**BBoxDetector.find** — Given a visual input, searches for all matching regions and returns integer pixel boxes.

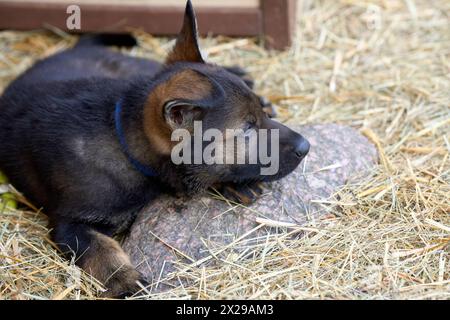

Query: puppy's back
[0,77,126,207]
[13,34,162,86]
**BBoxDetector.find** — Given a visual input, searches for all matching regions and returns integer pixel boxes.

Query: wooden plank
[0,1,261,36]
[4,0,260,9]
[261,0,297,50]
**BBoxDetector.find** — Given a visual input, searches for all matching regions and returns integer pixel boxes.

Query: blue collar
[114,100,158,177]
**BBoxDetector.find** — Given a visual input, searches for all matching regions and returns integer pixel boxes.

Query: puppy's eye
[244,119,257,132]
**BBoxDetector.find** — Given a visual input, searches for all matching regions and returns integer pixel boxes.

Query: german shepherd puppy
[0,1,309,297]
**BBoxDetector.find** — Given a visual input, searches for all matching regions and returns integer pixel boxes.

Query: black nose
[294,138,310,158]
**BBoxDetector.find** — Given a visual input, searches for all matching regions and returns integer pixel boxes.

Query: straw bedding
[0,0,449,299]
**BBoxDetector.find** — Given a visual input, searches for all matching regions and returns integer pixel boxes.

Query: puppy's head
[143,1,309,193]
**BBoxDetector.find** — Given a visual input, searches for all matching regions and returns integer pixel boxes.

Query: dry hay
[0,0,449,300]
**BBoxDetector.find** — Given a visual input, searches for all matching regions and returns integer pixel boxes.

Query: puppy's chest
[70,136,159,226]
[70,134,157,194]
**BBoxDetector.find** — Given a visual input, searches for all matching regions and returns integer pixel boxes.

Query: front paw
[216,181,266,205]
[100,267,147,299]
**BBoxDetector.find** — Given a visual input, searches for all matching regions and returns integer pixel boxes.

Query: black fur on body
[0,1,309,297]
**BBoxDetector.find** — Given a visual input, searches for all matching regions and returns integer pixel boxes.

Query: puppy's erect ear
[166,0,205,64]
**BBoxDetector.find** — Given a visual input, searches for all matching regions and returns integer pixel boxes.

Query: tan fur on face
[143,69,213,156]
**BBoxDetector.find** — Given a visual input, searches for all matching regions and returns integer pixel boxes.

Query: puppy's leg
[51,222,143,298]
[224,66,255,89]
[224,66,277,118]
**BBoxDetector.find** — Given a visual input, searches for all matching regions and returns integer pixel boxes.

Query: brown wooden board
[262,0,297,49]
[0,1,297,49]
